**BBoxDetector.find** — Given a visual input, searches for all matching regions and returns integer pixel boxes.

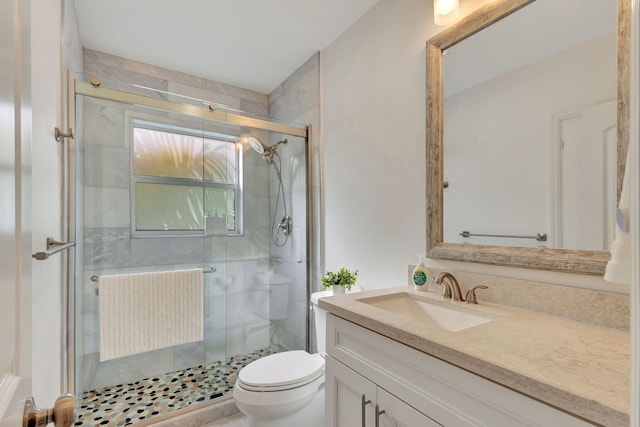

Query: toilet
[233,290,332,427]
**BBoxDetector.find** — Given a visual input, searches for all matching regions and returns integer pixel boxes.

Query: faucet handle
[464,286,488,304]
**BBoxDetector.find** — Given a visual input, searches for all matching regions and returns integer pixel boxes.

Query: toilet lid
[238,351,324,391]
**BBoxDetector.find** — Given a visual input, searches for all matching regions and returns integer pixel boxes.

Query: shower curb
[135,396,238,426]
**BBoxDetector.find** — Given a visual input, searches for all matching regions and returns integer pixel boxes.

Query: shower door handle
[23,394,75,427]
[32,237,76,260]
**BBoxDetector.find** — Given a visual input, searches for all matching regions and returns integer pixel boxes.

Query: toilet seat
[237,351,324,392]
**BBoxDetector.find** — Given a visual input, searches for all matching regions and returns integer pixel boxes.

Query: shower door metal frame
[65,73,314,394]
[65,70,77,396]
[74,80,308,138]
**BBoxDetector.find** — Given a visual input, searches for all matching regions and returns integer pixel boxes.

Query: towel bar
[90,267,217,283]
[459,231,547,242]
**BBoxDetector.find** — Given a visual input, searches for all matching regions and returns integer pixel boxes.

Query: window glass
[204,139,237,183]
[133,127,204,180]
[204,187,235,230]
[131,122,241,235]
[135,182,203,231]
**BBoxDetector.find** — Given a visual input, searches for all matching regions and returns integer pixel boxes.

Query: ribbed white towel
[99,269,203,362]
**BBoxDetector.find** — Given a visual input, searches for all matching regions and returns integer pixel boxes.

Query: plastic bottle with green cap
[412,255,429,291]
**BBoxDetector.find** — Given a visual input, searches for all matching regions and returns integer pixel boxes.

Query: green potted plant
[321,267,358,295]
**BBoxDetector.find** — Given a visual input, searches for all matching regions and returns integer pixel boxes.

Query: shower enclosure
[70,73,311,425]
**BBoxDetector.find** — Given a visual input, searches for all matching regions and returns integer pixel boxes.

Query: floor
[202,413,249,427]
[74,348,271,426]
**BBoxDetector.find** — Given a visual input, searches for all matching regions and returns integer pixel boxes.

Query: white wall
[319,0,629,293]
[321,0,489,289]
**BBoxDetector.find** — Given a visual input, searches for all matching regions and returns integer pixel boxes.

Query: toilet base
[244,387,324,427]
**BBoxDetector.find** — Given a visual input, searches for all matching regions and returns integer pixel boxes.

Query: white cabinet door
[326,356,440,427]
[325,356,377,427]
[377,388,441,427]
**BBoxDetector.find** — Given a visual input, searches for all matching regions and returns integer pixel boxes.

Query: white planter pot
[332,285,346,295]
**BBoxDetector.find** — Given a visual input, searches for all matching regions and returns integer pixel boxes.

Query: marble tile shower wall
[79,50,280,391]
[83,49,270,117]
[267,53,320,352]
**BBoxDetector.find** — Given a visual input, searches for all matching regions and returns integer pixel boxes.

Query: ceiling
[74,0,380,94]
[444,0,616,96]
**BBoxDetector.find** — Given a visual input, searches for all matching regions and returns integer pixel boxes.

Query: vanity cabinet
[326,355,440,426]
[324,313,595,427]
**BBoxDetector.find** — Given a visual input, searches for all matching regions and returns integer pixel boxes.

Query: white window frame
[127,114,243,237]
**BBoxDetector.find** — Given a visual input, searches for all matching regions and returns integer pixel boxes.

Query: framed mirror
[426,0,630,275]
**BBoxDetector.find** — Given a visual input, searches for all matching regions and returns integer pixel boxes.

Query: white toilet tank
[254,271,291,320]
[310,290,332,356]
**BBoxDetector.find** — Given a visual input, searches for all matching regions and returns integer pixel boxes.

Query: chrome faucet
[434,272,463,302]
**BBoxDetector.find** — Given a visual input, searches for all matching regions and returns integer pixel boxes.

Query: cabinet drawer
[327,314,594,427]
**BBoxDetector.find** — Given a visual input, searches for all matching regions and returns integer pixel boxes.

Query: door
[1,1,75,426]
[325,356,377,427]
[1,0,33,425]
[325,356,441,427]
[555,100,617,250]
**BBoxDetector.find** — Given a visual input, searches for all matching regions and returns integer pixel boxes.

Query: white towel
[604,151,631,285]
[99,269,204,361]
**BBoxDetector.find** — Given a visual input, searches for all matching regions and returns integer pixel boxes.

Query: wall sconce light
[434,0,459,26]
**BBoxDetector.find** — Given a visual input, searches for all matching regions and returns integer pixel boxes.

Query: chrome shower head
[241,134,266,154]
[249,138,265,154]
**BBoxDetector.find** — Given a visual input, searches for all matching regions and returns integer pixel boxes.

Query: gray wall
[78,50,279,390]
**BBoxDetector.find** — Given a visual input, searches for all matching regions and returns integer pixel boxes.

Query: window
[131,120,242,236]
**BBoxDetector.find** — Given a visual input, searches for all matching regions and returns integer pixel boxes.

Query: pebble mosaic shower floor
[75,348,273,427]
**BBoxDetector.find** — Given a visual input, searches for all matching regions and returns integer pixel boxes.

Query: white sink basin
[357,292,500,332]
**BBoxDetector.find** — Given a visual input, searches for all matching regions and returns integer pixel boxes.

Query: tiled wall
[78,49,312,391]
[268,53,321,352]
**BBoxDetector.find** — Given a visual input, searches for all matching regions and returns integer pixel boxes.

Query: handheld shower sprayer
[240,134,292,246]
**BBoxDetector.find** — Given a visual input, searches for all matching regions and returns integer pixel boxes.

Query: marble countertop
[319,286,629,427]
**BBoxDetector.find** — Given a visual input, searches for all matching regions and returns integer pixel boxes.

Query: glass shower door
[74,93,230,425]
[73,77,310,425]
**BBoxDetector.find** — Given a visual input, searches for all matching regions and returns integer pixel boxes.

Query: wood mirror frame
[425,0,630,275]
